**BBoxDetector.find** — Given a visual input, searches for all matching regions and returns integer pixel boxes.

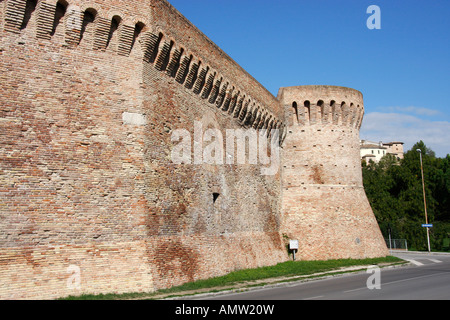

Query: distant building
[360,140,388,163]
[383,142,404,160]
[360,140,404,163]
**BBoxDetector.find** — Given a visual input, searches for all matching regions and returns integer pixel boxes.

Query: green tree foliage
[362,141,450,251]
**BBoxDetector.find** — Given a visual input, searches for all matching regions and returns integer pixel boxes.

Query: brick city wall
[278,86,388,260]
[0,0,387,300]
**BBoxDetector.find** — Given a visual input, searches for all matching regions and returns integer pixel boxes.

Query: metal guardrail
[385,238,408,251]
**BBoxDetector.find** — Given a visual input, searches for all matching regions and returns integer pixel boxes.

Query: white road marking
[343,271,450,294]
[407,259,424,266]
[303,295,324,300]
[427,258,442,263]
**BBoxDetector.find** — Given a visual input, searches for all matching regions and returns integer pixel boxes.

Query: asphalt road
[196,252,450,300]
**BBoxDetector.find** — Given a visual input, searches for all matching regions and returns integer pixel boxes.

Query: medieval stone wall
[0,0,387,300]
[0,0,286,299]
[278,86,388,260]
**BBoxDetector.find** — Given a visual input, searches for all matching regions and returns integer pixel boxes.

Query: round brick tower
[277,85,388,260]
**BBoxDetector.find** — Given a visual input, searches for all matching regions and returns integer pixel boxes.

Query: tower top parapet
[278,85,364,129]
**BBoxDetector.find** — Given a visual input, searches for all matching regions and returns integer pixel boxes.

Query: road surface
[194,252,450,300]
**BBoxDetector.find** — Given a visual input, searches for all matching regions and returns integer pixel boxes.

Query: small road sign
[289,240,299,250]
[422,224,433,228]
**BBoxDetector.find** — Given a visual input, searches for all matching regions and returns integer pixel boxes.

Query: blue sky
[168,0,450,157]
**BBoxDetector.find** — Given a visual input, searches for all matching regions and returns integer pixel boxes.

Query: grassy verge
[61,255,406,300]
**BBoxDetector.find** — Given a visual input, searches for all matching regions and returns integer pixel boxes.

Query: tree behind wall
[362,141,450,251]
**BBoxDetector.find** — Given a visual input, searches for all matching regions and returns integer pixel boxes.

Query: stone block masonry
[0,0,387,299]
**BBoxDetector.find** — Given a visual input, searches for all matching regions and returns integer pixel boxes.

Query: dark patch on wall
[153,239,199,285]
[311,165,325,184]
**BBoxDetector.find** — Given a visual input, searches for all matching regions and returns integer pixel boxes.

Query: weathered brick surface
[278,86,388,260]
[0,1,386,299]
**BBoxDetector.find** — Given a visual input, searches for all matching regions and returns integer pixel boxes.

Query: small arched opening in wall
[167,46,186,79]
[79,8,97,44]
[349,103,356,126]
[144,31,163,64]
[20,0,37,30]
[155,39,174,72]
[330,100,337,124]
[201,70,216,99]
[252,108,262,129]
[51,0,68,37]
[317,100,324,123]
[178,53,194,85]
[356,105,363,129]
[130,21,145,52]
[292,101,299,125]
[304,100,311,124]
[106,15,122,49]
[238,99,250,122]
[184,59,201,89]
[233,96,245,118]
[243,104,254,127]
[340,101,347,125]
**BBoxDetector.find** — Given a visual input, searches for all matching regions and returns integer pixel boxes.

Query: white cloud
[376,106,441,117]
[360,112,450,157]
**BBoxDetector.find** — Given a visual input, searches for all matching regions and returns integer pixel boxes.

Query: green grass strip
[61,256,405,300]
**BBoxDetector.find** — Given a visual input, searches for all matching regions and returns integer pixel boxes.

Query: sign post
[417,149,431,253]
[289,240,299,261]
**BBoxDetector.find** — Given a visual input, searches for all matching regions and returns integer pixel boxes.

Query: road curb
[395,251,450,256]
[164,262,411,300]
